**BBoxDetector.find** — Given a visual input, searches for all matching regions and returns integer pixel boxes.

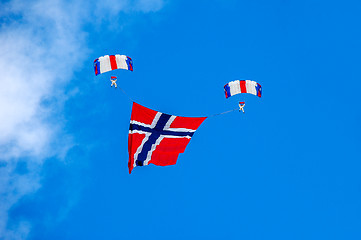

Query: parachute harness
[238,102,245,113]
[110,77,118,88]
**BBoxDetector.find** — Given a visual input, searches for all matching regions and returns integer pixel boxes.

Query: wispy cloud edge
[0,0,165,239]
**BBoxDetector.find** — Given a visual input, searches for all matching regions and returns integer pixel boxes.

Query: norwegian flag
[128,102,206,174]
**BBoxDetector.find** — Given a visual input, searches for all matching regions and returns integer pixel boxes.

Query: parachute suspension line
[208,108,239,118]
[117,86,135,103]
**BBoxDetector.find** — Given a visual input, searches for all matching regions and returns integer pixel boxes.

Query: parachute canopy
[94,54,133,76]
[224,80,262,98]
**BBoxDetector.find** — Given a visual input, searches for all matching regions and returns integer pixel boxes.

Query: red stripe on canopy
[109,55,118,70]
[240,80,247,93]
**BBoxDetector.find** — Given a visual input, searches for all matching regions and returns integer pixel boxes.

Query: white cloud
[0,0,165,239]
[0,0,86,237]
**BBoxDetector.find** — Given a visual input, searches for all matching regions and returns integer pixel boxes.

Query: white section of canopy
[245,80,257,95]
[98,55,111,74]
[116,55,128,70]
[228,80,241,97]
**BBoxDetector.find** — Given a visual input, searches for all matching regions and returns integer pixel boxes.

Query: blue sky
[1,0,361,239]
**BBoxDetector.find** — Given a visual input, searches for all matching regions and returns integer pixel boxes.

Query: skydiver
[239,102,245,113]
[110,78,117,88]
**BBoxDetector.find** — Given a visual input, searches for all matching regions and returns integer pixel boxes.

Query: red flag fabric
[128,102,206,174]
